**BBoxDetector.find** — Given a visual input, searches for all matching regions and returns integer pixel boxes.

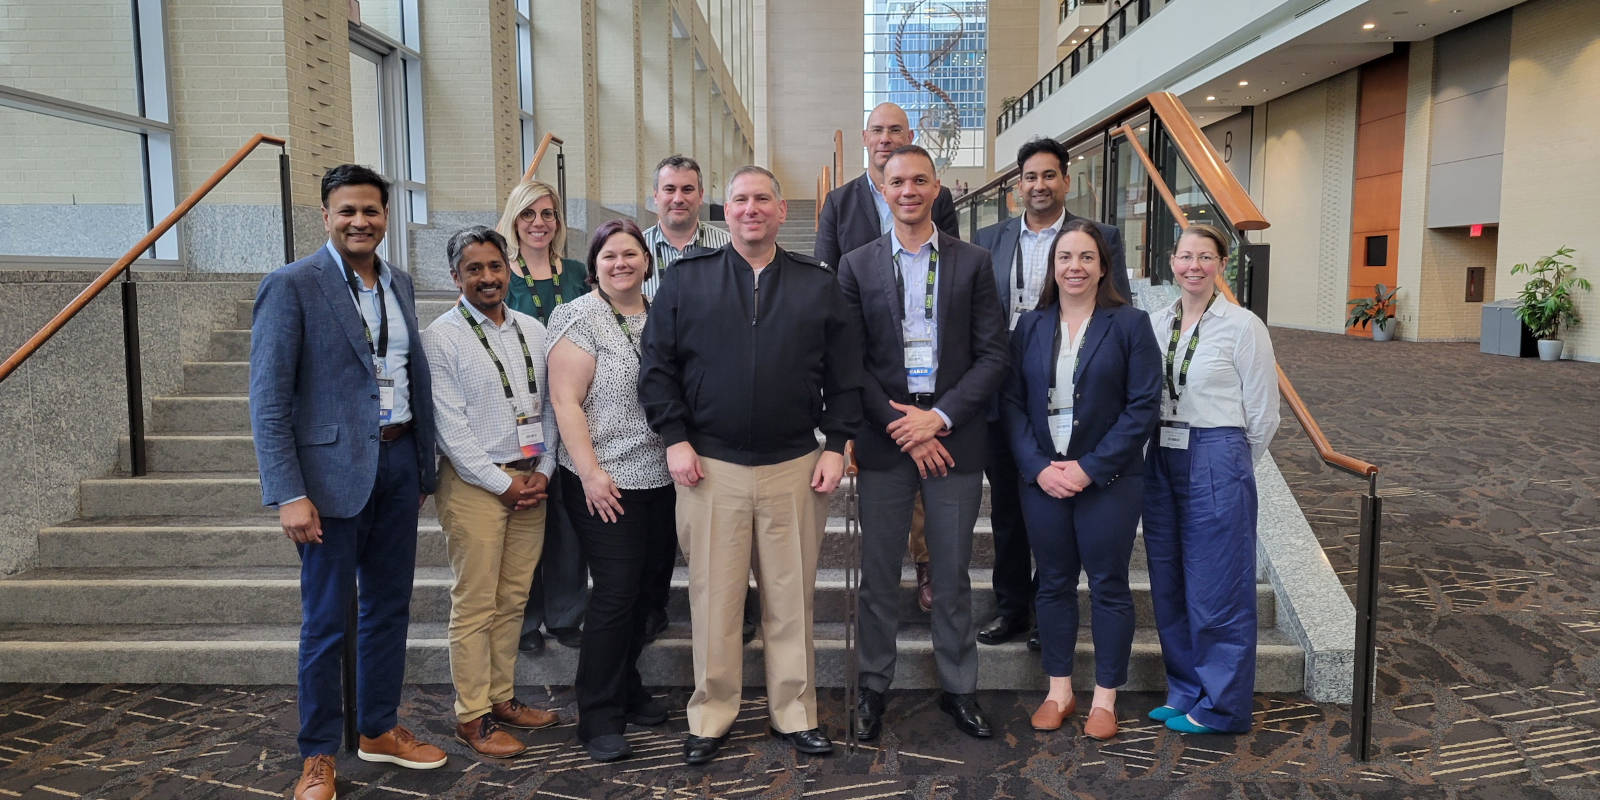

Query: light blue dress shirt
[891,231,952,429]
[870,180,893,235]
[325,241,412,425]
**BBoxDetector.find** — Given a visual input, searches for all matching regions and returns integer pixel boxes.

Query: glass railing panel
[1148,123,1238,286]
[1064,137,1105,223]
[1108,111,1151,279]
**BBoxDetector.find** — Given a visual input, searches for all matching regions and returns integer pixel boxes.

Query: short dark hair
[446,226,509,275]
[1036,218,1127,311]
[1016,136,1070,175]
[885,143,936,173]
[586,218,654,287]
[652,155,704,192]
[321,164,391,208]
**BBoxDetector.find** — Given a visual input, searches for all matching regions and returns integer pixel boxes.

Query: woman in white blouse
[1143,224,1280,735]
[544,219,675,763]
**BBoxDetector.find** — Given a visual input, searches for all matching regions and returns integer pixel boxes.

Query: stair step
[210,328,252,362]
[235,298,255,330]
[182,361,248,395]
[79,472,264,517]
[119,435,257,473]
[150,395,251,433]
[0,623,1303,690]
[0,566,1273,628]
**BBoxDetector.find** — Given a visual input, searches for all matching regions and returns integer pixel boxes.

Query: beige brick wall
[1498,0,1600,360]
[1416,228,1498,340]
[282,1,354,208]
[419,0,520,212]
[988,0,1043,180]
[766,0,861,192]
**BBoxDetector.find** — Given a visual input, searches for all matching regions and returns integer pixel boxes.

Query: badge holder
[1159,398,1190,450]
[376,359,394,424]
[904,337,934,378]
[1047,389,1074,454]
[515,409,547,458]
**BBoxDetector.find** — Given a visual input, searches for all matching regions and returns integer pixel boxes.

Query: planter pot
[1371,318,1398,342]
[1538,339,1564,361]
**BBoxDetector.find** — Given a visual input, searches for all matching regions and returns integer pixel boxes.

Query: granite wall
[0,271,263,576]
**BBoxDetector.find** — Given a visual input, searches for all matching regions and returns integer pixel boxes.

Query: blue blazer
[1000,302,1161,488]
[249,246,437,517]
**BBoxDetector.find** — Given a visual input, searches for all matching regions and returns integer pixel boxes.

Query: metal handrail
[521,132,564,182]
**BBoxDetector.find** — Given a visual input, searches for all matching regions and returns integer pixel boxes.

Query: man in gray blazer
[250,165,446,800]
[837,145,1009,741]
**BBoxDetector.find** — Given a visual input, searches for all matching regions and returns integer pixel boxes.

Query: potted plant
[1513,246,1591,361]
[1346,283,1401,341]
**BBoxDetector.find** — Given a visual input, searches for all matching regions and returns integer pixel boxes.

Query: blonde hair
[1178,223,1231,260]
[496,180,567,267]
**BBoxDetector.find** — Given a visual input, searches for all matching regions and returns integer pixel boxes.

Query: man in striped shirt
[640,155,731,299]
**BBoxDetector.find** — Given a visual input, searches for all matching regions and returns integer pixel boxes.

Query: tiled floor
[3,328,1598,799]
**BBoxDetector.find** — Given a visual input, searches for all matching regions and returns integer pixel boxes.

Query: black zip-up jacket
[638,244,864,466]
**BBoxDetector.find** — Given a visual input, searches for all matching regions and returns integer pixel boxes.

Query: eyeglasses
[1173,253,1221,266]
[518,207,558,223]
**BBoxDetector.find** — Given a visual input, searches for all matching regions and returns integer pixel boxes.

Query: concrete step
[0,565,1273,629]
[209,329,252,362]
[0,622,1303,690]
[149,395,251,433]
[235,298,255,330]
[119,435,257,473]
[182,361,248,395]
[78,472,265,517]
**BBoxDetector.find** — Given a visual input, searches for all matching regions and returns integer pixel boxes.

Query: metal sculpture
[890,0,967,174]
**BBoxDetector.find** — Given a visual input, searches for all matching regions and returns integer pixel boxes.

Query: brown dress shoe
[1084,706,1119,740]
[454,715,527,758]
[294,754,336,800]
[492,697,559,730]
[915,561,933,613]
[1030,694,1076,731]
[358,725,449,769]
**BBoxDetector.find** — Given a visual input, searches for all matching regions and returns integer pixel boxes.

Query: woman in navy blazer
[1001,218,1162,741]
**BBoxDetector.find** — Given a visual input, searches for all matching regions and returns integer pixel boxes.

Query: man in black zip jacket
[639,166,864,765]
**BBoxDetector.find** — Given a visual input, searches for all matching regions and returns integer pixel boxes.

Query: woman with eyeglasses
[495,181,589,326]
[1143,224,1280,735]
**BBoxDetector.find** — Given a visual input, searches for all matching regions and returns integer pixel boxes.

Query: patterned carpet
[2,327,1598,799]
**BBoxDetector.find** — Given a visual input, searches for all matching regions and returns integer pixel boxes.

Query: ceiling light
[1362,23,1376,30]
[1388,36,1396,40]
[1077,155,1085,160]
[1206,95,1215,101]
[1239,80,1249,86]
[1417,23,1428,27]
[1070,39,1077,44]
[1198,115,1206,119]
[1138,126,1147,131]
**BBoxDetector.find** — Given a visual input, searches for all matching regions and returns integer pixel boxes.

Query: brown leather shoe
[915,561,933,613]
[1084,706,1119,740]
[492,697,559,730]
[294,754,336,800]
[454,715,526,758]
[1030,694,1076,731]
[358,725,449,769]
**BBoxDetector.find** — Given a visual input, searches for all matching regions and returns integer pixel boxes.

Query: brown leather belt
[379,421,414,442]
[497,457,538,471]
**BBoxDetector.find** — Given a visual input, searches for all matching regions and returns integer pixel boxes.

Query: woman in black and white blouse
[544,219,674,762]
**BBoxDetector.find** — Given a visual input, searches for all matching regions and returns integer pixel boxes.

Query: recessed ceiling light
[1138,126,1147,131]
[1388,36,1396,40]
[1417,23,1427,27]
[1206,95,1216,101]
[1239,80,1249,86]
[1452,8,1463,12]
[1077,155,1085,160]
[1198,115,1206,119]
[1362,23,1376,30]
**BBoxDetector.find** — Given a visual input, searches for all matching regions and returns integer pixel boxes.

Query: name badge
[1009,305,1023,331]
[1049,408,1074,453]
[904,338,934,376]
[1159,420,1191,450]
[378,378,395,424]
[516,411,546,458]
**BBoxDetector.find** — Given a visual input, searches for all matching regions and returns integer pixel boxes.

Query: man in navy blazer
[968,136,1134,648]
[250,165,446,800]
[837,145,1009,741]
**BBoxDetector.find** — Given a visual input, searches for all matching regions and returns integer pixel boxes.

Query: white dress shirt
[1012,209,1067,323]
[891,230,953,429]
[1147,296,1281,461]
[326,241,412,425]
[422,300,559,495]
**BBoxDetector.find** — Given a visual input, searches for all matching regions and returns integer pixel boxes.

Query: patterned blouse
[545,292,671,490]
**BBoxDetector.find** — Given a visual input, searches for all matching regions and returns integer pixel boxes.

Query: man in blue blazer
[250,165,446,800]
[970,136,1133,648]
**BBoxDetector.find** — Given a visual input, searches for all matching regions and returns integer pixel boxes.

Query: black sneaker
[584,733,631,763]
[626,697,669,726]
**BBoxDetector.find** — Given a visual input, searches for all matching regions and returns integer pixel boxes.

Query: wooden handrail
[833,129,844,190]
[521,133,564,182]
[1145,93,1268,231]
[0,133,289,385]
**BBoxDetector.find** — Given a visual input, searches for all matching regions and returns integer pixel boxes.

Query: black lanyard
[457,302,538,400]
[596,287,649,355]
[517,255,565,311]
[1164,293,1219,404]
[342,259,388,369]
[892,245,938,322]
[1048,313,1090,394]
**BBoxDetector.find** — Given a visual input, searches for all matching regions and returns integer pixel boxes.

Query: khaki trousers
[677,448,827,737]
[437,459,547,723]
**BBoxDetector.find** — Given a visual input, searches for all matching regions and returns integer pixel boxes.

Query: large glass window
[514,0,536,168]
[864,0,987,170]
[349,0,427,271]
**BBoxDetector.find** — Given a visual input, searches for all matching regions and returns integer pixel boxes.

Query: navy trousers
[296,431,420,757]
[1019,474,1143,686]
[984,419,1034,622]
[1144,426,1258,733]
[521,474,588,643]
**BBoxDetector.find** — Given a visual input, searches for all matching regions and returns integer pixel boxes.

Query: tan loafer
[1030,694,1076,731]
[1083,706,1119,740]
[492,697,559,730]
[358,725,449,768]
[294,754,336,800]
[454,715,527,759]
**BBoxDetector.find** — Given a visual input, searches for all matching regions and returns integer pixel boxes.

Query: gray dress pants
[855,461,983,695]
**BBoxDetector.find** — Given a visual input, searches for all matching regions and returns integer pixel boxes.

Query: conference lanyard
[457,302,538,402]
[342,261,388,374]
[1048,315,1090,403]
[892,246,937,322]
[517,256,565,311]
[1164,293,1219,406]
[596,287,649,356]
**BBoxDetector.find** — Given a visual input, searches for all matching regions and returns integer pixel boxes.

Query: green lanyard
[1164,293,1219,405]
[596,288,649,356]
[340,261,388,375]
[517,255,565,311]
[457,302,538,402]
[892,246,938,321]
[1048,314,1089,404]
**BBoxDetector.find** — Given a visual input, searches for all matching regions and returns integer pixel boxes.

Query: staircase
[0,295,1306,691]
[706,199,817,257]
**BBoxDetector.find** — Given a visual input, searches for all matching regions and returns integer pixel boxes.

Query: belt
[910,393,936,408]
[497,457,538,471]
[379,421,414,442]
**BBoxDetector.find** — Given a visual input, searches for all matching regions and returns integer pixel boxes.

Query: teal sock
[1165,715,1221,734]
[1147,705,1184,722]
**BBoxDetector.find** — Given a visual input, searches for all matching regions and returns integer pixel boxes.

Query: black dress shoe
[549,627,582,648]
[642,609,670,644]
[683,731,729,765]
[626,697,669,726]
[854,688,884,741]
[939,692,993,738]
[977,615,1030,646]
[1027,630,1041,652]
[518,629,545,653]
[769,726,833,755]
[584,733,631,763]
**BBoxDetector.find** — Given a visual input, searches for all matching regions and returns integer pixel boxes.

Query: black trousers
[984,419,1034,621]
[562,468,677,742]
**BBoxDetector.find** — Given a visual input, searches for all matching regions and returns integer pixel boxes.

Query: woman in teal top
[496,180,589,325]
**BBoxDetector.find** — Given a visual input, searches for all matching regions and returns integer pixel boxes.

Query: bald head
[864,103,915,181]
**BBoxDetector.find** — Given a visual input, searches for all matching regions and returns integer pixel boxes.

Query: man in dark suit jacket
[969,136,1134,649]
[250,165,446,800]
[814,102,959,269]
[837,145,1009,742]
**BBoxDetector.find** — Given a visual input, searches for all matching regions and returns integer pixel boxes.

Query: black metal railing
[1060,0,1108,23]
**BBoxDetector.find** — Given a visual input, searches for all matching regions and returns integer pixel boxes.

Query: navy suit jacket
[1000,302,1161,488]
[249,246,437,517]
[814,172,960,269]
[837,231,1010,473]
